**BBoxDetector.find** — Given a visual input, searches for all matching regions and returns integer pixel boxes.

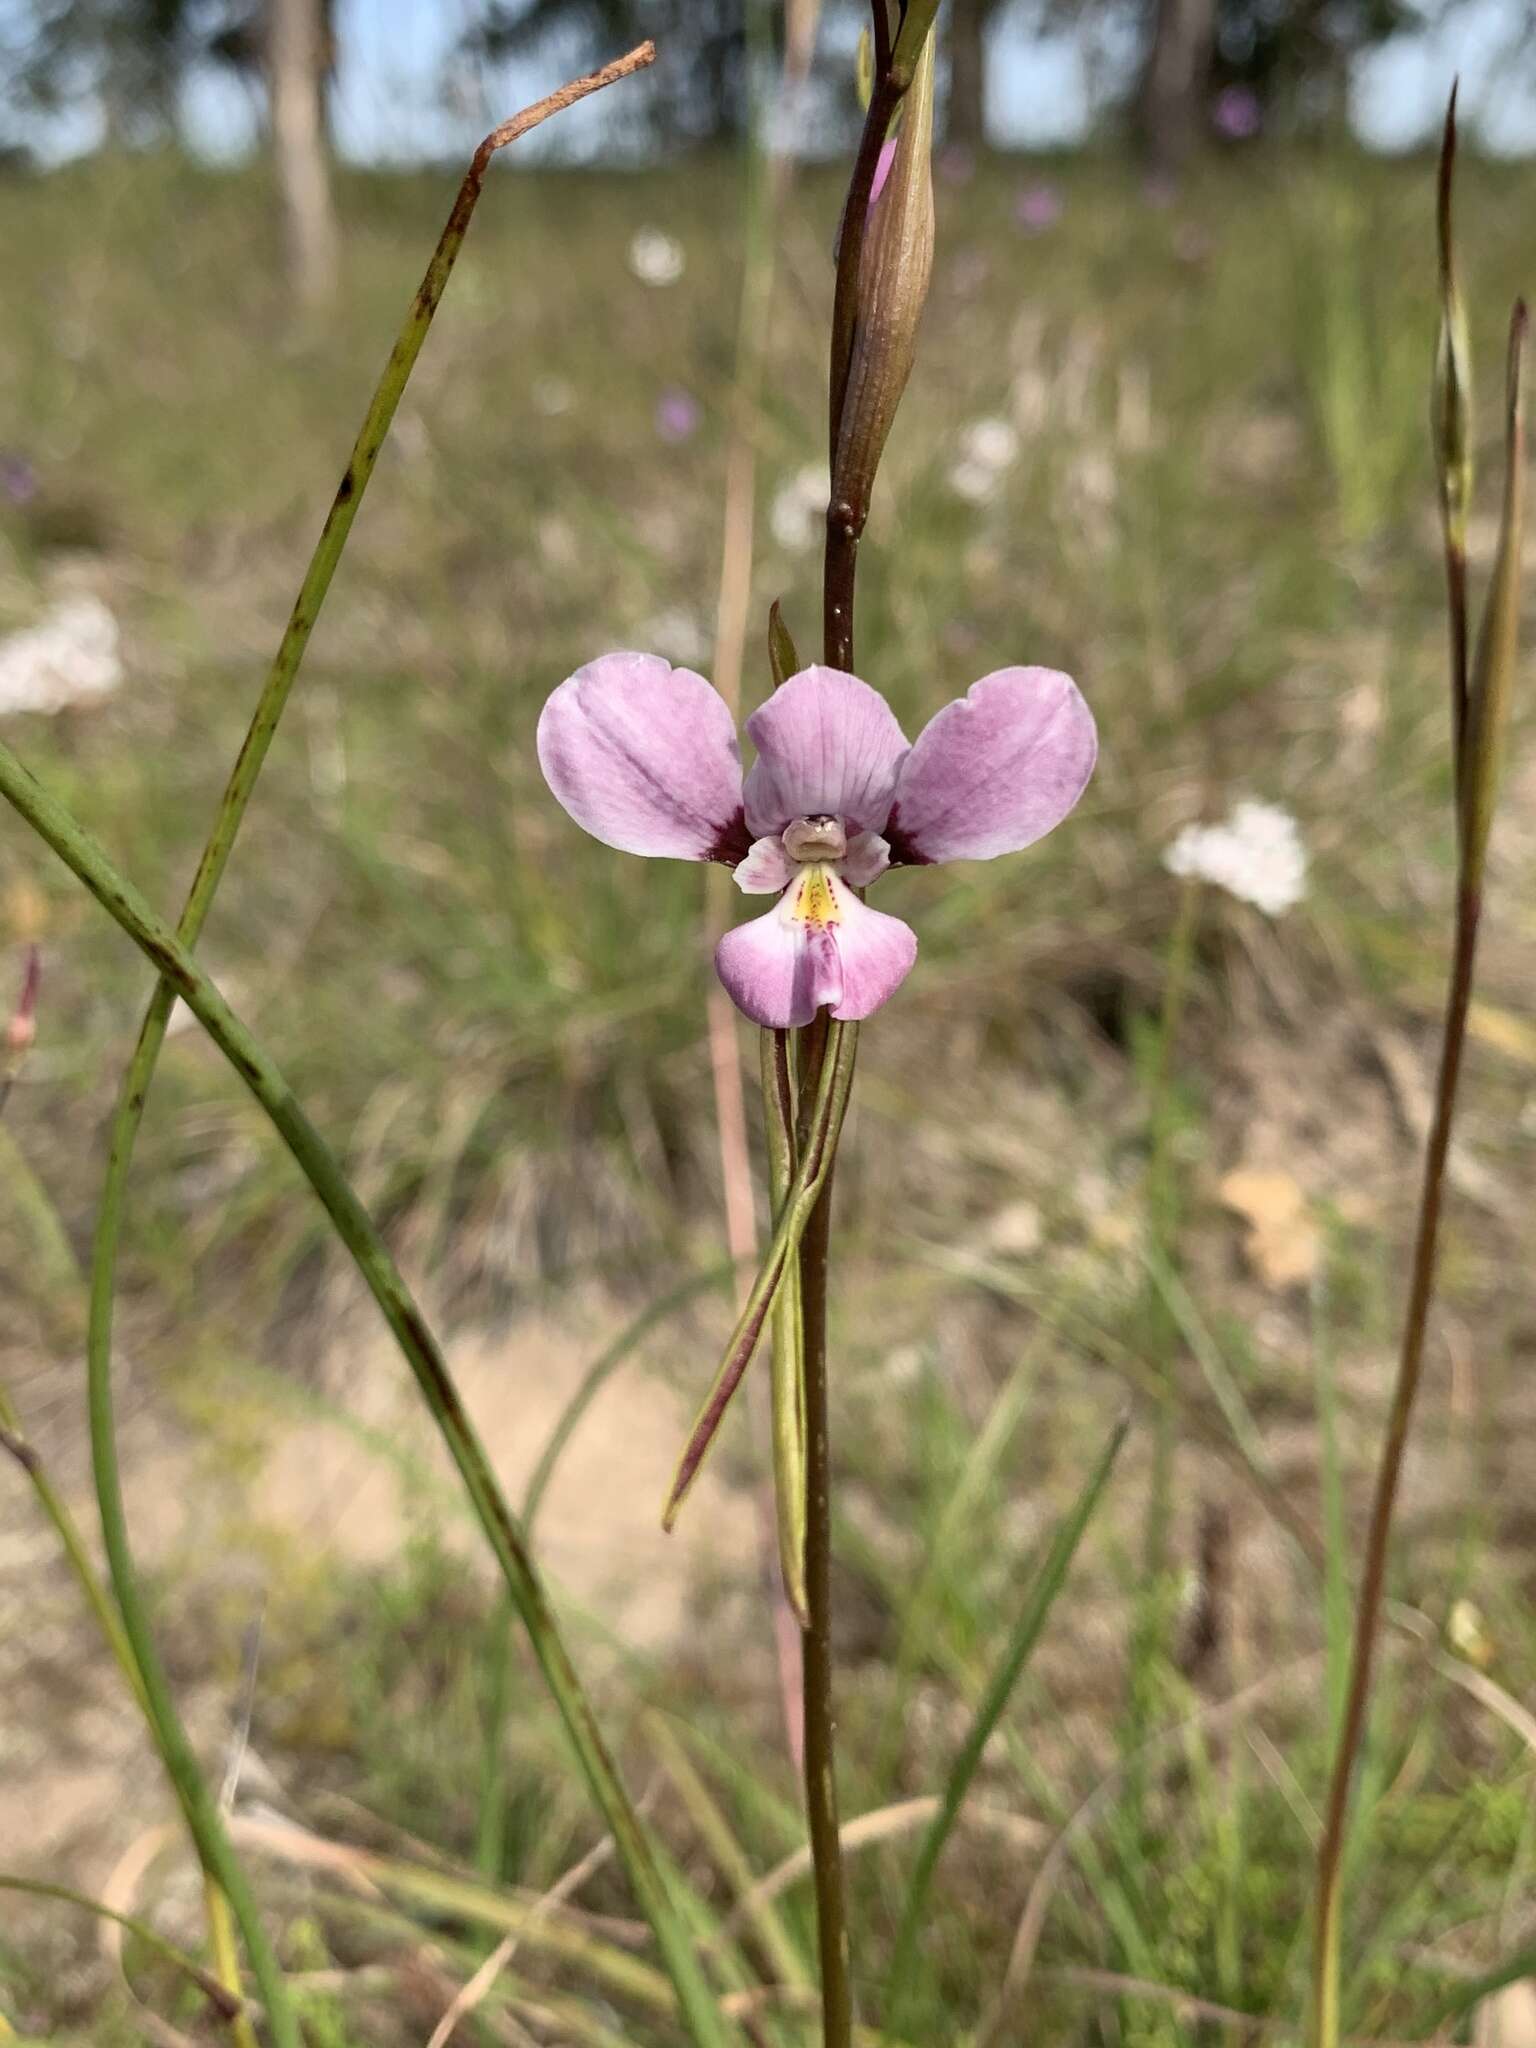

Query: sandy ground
[1,1305,757,1885]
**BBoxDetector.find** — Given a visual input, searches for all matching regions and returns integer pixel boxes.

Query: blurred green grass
[2,140,1536,2043]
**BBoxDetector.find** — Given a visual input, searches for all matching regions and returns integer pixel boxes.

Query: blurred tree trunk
[947,0,996,149]
[1137,0,1215,173]
[266,0,337,308]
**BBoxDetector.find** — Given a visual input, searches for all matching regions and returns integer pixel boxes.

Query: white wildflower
[628,227,685,288]
[947,415,1019,503]
[963,416,1019,470]
[1164,799,1308,916]
[531,375,575,417]
[769,464,829,554]
[948,458,1000,505]
[642,607,711,668]
[0,596,123,715]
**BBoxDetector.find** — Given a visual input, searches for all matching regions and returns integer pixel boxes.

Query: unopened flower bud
[767,599,800,689]
[5,945,39,1059]
[831,25,936,534]
[1460,300,1525,887]
[855,25,874,112]
[1433,89,1473,563]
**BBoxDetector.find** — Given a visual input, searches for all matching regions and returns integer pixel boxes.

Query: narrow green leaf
[1426,1936,1536,2029]
[662,1021,858,1530]
[1433,82,1473,757]
[0,742,735,2048]
[645,1712,812,1994]
[888,0,941,89]
[768,599,801,690]
[884,1413,1131,2031]
[761,1026,808,1622]
[68,48,661,2048]
[1312,1279,1351,1748]
[0,1875,242,2017]
[855,23,875,107]
[1461,299,1526,887]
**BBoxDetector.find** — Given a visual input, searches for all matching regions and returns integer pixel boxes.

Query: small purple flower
[0,454,37,506]
[537,655,1096,1028]
[1212,85,1261,140]
[1014,181,1063,234]
[938,143,976,187]
[655,386,701,444]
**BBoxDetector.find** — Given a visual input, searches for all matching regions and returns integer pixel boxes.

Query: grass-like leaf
[884,1410,1130,2032]
[0,738,735,2048]
[762,1025,809,1622]
[662,1019,857,1532]
[0,1875,243,2019]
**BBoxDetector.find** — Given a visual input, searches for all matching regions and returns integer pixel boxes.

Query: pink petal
[885,666,1096,864]
[823,873,917,1019]
[743,666,910,838]
[713,869,916,1028]
[734,836,795,894]
[869,136,898,209]
[537,651,746,861]
[839,831,891,888]
[715,896,835,1030]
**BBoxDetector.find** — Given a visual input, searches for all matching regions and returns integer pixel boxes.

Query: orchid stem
[798,17,901,2023]
[795,1009,854,2048]
[823,65,900,674]
[1310,141,1523,2048]
[1309,879,1481,2048]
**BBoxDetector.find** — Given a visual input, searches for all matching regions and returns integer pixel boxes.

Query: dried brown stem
[473,44,655,177]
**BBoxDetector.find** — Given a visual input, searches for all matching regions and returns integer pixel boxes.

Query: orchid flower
[537,654,1097,1029]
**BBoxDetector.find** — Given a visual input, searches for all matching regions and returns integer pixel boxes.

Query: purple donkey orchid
[537,654,1097,1029]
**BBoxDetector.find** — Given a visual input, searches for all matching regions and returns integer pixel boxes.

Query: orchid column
[537,11,1095,2040]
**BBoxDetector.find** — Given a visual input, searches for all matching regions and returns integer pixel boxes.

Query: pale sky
[5,0,1535,163]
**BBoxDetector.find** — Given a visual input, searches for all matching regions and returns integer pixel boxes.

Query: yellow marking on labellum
[790,863,841,927]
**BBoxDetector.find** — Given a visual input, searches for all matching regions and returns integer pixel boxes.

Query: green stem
[0,738,730,2048]
[1309,882,1482,2048]
[0,1875,244,2021]
[62,47,656,2048]
[795,1009,854,2048]
[1,1373,253,2044]
[0,1392,146,1717]
[762,1027,808,1624]
[204,1877,265,2048]
[663,1019,858,1530]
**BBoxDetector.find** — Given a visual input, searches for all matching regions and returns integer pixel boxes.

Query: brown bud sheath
[830,24,935,536]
